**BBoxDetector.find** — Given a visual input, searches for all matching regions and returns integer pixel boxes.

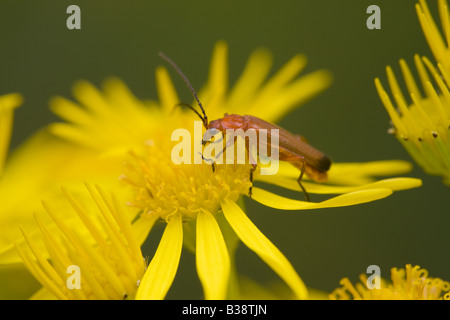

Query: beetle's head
[207,119,223,131]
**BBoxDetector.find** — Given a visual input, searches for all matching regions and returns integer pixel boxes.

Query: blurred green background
[1,0,449,299]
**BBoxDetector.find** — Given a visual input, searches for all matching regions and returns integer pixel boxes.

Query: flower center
[330,264,450,300]
[121,123,253,222]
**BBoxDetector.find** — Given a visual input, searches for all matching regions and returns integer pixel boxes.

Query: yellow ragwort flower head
[330,264,450,300]
[15,185,146,300]
[2,41,421,300]
[375,0,450,185]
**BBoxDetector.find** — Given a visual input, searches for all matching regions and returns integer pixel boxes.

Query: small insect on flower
[159,52,332,201]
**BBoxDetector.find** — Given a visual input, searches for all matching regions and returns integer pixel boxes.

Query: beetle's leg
[200,135,229,173]
[212,137,229,160]
[200,138,216,173]
[248,164,257,198]
[298,158,311,202]
[201,153,216,172]
[246,140,258,198]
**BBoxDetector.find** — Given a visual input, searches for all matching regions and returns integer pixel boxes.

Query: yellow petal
[273,160,416,187]
[247,53,308,119]
[258,175,422,194]
[327,161,415,185]
[49,96,93,126]
[209,40,229,97]
[199,40,229,117]
[132,215,158,249]
[156,66,180,114]
[29,287,58,300]
[196,210,230,300]
[16,227,69,300]
[226,48,273,114]
[250,187,393,210]
[253,69,333,122]
[135,214,183,300]
[0,93,23,175]
[221,199,308,299]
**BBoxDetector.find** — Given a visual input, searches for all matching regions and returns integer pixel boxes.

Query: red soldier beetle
[159,52,332,201]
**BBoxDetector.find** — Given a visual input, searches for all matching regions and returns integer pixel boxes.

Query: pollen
[120,122,253,222]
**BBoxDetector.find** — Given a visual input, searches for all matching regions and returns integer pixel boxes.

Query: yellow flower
[375,0,450,184]
[16,185,146,300]
[1,41,421,300]
[417,0,450,77]
[330,264,450,300]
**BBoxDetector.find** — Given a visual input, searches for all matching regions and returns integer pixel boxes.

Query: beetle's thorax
[208,114,248,132]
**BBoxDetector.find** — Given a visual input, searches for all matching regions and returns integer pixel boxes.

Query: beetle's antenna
[158,52,208,128]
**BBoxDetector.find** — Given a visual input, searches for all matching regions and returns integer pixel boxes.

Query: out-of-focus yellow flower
[16,185,146,300]
[376,0,450,184]
[330,264,450,300]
